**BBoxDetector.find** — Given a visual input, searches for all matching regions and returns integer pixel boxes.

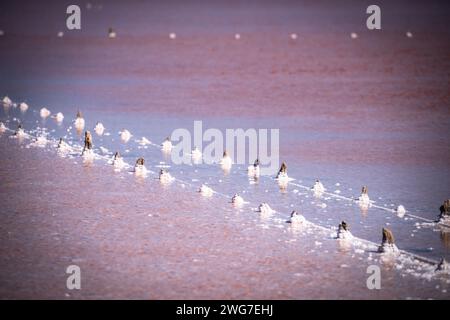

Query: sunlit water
[0,0,449,299]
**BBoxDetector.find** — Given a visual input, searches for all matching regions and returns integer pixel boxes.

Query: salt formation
[159,169,174,184]
[378,228,399,254]
[40,107,51,119]
[14,124,25,138]
[134,157,148,176]
[337,221,353,240]
[81,131,94,160]
[199,184,213,197]
[108,27,117,38]
[312,179,325,196]
[358,186,371,207]
[396,205,406,218]
[258,203,275,216]
[438,199,450,222]
[57,138,70,152]
[220,150,232,171]
[161,137,173,152]
[120,129,132,143]
[34,135,48,146]
[247,159,260,178]
[52,112,64,122]
[137,137,151,146]
[74,111,85,132]
[435,258,448,272]
[276,162,289,188]
[288,210,306,225]
[112,152,125,170]
[191,147,202,162]
[2,96,12,107]
[19,102,29,113]
[231,194,244,207]
[94,122,105,136]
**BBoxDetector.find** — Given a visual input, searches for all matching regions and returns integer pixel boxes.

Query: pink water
[0,0,449,299]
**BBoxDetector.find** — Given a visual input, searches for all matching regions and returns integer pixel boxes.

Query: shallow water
[0,0,449,299]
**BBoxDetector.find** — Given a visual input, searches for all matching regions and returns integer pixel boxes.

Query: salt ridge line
[1,125,446,274]
[3,111,448,229]
[3,112,446,230]
[3,106,441,224]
